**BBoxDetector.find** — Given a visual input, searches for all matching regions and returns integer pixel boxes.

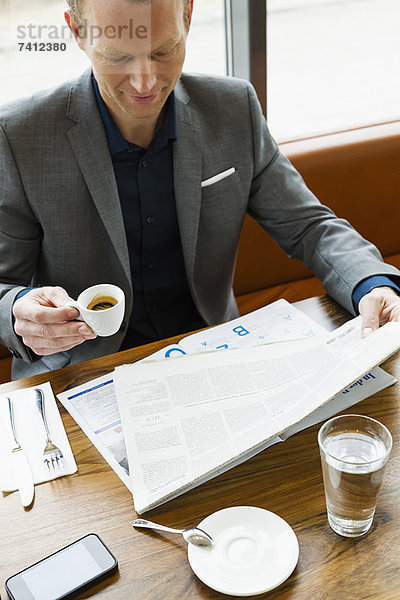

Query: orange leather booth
[1,122,399,383]
[0,344,12,384]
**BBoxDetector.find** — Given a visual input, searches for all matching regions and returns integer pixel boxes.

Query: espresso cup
[67,284,125,337]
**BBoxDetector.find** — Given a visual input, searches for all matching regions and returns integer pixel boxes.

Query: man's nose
[128,63,157,94]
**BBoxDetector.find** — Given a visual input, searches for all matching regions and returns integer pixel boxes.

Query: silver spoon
[132,518,214,547]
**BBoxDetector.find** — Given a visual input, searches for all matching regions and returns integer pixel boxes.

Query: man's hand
[358,286,400,338]
[13,286,96,355]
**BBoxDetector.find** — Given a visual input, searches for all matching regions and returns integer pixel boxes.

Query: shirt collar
[92,74,177,155]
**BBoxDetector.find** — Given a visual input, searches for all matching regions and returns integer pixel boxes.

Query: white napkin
[0,382,77,492]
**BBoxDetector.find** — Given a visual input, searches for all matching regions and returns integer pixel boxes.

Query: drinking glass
[318,414,392,537]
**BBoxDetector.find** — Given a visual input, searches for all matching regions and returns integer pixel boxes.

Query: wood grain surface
[1,296,399,600]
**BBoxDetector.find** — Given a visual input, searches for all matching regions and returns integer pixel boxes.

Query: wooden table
[1,296,399,599]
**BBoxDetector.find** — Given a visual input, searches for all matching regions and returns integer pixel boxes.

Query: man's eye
[153,47,176,58]
[107,55,131,64]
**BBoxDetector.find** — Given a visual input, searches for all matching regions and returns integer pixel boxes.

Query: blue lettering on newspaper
[165,347,187,358]
[233,326,250,336]
[342,372,376,394]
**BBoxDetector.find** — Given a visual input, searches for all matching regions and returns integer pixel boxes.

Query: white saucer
[188,506,299,597]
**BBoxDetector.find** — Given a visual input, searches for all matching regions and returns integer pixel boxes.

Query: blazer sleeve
[244,83,400,314]
[0,123,42,362]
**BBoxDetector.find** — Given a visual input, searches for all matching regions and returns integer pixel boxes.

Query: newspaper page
[178,298,328,353]
[137,299,329,359]
[58,363,395,492]
[57,298,327,481]
[114,317,400,513]
[58,302,397,496]
[57,344,175,490]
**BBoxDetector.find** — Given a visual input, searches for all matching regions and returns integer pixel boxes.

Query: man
[0,0,399,380]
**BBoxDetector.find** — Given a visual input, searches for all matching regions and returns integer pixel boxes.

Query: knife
[4,397,35,507]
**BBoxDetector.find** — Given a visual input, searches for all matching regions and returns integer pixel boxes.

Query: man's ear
[187,0,194,28]
[64,9,84,50]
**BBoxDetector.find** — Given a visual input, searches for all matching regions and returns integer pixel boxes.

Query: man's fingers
[11,285,98,355]
[40,285,75,308]
[358,293,381,338]
[14,303,79,324]
[13,286,79,323]
[14,319,94,339]
[17,324,96,355]
[358,286,400,338]
[20,327,96,355]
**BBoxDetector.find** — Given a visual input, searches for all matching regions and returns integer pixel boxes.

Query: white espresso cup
[67,284,125,337]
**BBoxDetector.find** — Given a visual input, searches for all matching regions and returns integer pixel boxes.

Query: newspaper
[155,298,328,356]
[57,300,398,511]
[114,317,400,513]
[58,298,329,487]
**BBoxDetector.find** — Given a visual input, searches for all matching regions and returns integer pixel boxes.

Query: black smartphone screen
[6,534,117,600]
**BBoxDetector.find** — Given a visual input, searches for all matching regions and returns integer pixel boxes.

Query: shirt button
[151,306,158,314]
[146,261,154,270]
[142,159,148,168]
[146,216,154,224]
[8,348,22,359]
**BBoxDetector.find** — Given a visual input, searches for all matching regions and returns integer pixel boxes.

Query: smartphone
[5,533,118,600]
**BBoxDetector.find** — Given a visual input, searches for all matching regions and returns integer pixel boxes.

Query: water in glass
[321,430,388,537]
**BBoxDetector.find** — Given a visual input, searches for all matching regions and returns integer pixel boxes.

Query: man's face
[69,0,190,125]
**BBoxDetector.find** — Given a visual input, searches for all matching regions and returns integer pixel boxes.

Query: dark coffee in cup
[87,294,118,311]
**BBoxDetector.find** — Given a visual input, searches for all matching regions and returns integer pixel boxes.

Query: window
[226,0,400,142]
[184,0,226,75]
[267,0,400,142]
[1,0,89,104]
[3,0,396,142]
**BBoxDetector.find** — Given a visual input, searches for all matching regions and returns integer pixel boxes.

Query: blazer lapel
[66,73,202,290]
[65,71,131,285]
[173,80,203,285]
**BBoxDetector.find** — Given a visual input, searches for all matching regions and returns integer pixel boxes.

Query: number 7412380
[18,42,66,51]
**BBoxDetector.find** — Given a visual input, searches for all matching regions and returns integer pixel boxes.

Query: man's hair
[67,0,191,29]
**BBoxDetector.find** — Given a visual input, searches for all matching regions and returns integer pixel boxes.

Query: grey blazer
[1,69,399,378]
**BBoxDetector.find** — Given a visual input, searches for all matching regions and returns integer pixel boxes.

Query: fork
[35,388,64,471]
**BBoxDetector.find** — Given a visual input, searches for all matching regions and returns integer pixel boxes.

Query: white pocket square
[201,167,236,188]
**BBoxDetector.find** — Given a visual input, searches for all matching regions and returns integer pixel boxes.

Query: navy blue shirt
[93,77,203,348]
[352,275,400,312]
